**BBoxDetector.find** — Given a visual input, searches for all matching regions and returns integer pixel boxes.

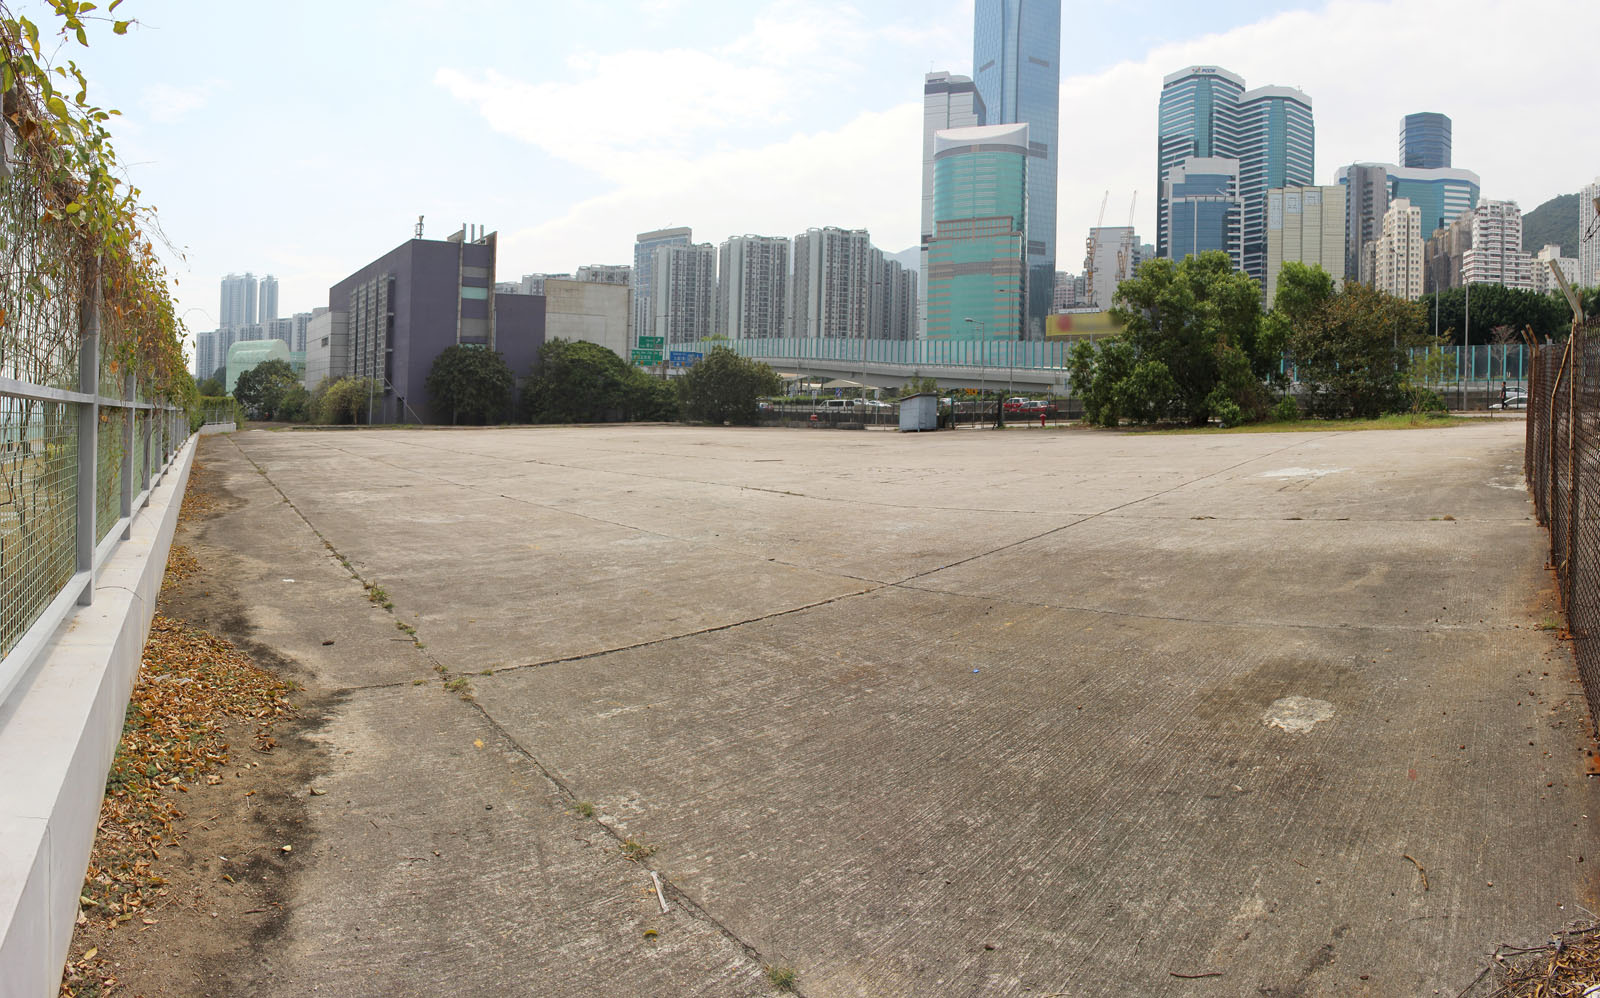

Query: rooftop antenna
[415,215,424,239]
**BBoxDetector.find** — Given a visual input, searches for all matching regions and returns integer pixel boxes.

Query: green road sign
[631,349,663,365]
[636,336,664,349]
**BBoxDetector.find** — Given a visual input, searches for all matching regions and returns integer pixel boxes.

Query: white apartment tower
[1582,178,1600,289]
[651,242,716,344]
[258,275,279,323]
[790,226,873,339]
[921,72,985,335]
[1461,200,1533,290]
[219,272,258,329]
[1265,185,1346,306]
[633,227,693,343]
[868,249,917,341]
[717,235,789,340]
[1375,198,1424,300]
[1532,245,1580,296]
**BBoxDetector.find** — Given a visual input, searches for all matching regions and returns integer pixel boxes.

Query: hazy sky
[50,0,1600,356]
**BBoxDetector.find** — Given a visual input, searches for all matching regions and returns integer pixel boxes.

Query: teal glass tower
[926,123,1029,342]
[973,0,1058,339]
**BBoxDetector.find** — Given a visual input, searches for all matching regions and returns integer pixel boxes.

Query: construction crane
[1126,191,1137,229]
[1117,192,1138,283]
[1096,190,1109,230]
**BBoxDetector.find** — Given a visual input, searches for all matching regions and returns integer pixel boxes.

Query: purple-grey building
[327,225,545,423]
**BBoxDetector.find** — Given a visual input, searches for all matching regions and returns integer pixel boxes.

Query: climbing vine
[0,0,190,403]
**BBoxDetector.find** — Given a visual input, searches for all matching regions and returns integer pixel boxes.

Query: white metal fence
[0,313,190,708]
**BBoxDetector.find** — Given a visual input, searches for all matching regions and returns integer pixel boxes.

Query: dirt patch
[59,450,331,998]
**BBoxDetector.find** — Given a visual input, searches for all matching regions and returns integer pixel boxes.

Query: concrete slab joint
[0,437,196,998]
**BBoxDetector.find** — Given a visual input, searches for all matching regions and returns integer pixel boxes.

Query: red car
[1011,399,1058,417]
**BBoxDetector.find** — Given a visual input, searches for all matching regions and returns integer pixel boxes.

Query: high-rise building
[258,275,279,324]
[651,242,716,344]
[1264,185,1345,306]
[1581,179,1600,289]
[290,311,313,353]
[868,250,918,341]
[1157,66,1311,288]
[717,235,789,340]
[575,264,631,286]
[194,330,217,381]
[1374,198,1424,300]
[1461,200,1534,290]
[1082,226,1140,310]
[1237,87,1314,286]
[219,272,258,329]
[1157,66,1246,261]
[925,123,1029,341]
[790,226,873,339]
[633,227,692,344]
[1532,245,1580,296]
[973,0,1059,338]
[1162,158,1242,268]
[1342,164,1390,285]
[1424,210,1473,294]
[922,71,985,336]
[1338,163,1480,284]
[1052,271,1086,310]
[1400,112,1451,169]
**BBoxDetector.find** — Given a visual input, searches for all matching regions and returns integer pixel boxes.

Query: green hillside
[1523,192,1579,255]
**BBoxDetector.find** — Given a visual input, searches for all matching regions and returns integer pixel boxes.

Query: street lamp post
[964,317,988,427]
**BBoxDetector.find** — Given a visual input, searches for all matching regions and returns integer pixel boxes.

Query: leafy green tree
[425,344,514,425]
[313,377,376,425]
[523,338,676,423]
[1289,282,1426,417]
[1106,251,1267,424]
[1419,284,1569,344]
[677,346,781,425]
[901,376,939,397]
[277,383,312,423]
[1067,339,1178,427]
[197,374,224,396]
[232,359,300,421]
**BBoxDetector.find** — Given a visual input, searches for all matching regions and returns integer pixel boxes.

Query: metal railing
[0,320,191,709]
[1525,319,1600,728]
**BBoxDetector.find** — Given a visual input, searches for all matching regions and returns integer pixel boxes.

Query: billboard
[1045,310,1122,340]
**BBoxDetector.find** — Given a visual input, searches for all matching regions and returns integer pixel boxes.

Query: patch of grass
[1540,616,1561,631]
[767,966,798,991]
[1149,413,1474,435]
[396,621,417,637]
[621,838,656,862]
[575,801,595,818]
[443,676,473,695]
[411,678,426,686]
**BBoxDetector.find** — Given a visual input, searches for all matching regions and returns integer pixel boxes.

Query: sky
[40,0,1600,363]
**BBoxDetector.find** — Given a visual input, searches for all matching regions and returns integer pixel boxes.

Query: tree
[196,375,224,396]
[523,338,676,423]
[901,376,939,397]
[425,344,514,425]
[1289,282,1426,417]
[676,346,781,425]
[232,359,300,421]
[1419,284,1569,344]
[1107,251,1267,424]
[312,377,376,425]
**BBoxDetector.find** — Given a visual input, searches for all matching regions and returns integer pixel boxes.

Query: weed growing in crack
[621,839,656,862]
[767,966,798,991]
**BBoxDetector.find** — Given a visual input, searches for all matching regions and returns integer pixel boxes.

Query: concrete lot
[198,421,1597,997]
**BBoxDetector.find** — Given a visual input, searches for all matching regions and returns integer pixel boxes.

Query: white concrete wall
[544,279,630,359]
[0,439,195,998]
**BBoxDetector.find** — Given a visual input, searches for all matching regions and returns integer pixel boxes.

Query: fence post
[1567,329,1583,604]
[120,372,133,540]
[74,263,100,605]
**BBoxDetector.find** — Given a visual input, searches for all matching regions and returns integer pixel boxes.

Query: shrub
[1271,396,1300,422]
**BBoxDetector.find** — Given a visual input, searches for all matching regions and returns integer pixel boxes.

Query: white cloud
[139,81,220,125]
[439,0,1596,281]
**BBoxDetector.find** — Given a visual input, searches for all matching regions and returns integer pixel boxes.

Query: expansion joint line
[223,436,450,675]
[461,697,810,996]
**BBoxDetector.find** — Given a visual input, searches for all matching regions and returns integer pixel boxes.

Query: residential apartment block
[632,227,693,345]
[717,235,789,340]
[1374,198,1424,300]
[791,226,873,340]
[1461,200,1533,290]
[1264,184,1346,306]
[651,242,717,345]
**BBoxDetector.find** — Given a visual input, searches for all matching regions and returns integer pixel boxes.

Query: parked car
[757,401,775,413]
[1489,391,1528,411]
[1020,399,1058,418]
[1002,397,1033,414]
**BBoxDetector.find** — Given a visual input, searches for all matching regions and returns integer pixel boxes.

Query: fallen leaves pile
[1463,924,1600,996]
[162,543,200,583]
[177,459,216,520]
[59,611,295,997]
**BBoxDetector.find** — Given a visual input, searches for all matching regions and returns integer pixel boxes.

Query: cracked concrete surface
[195,422,1597,997]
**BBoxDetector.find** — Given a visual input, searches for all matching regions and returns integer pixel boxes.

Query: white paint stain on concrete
[1257,467,1347,480]
[1264,695,1335,733]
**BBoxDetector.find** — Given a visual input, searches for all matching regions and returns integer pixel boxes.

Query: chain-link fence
[0,152,192,706]
[1526,320,1600,725]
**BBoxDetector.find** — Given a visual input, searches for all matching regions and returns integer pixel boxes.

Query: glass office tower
[1162,158,1243,267]
[973,0,1059,339]
[1157,66,1245,261]
[926,123,1029,341]
[1400,112,1451,170]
